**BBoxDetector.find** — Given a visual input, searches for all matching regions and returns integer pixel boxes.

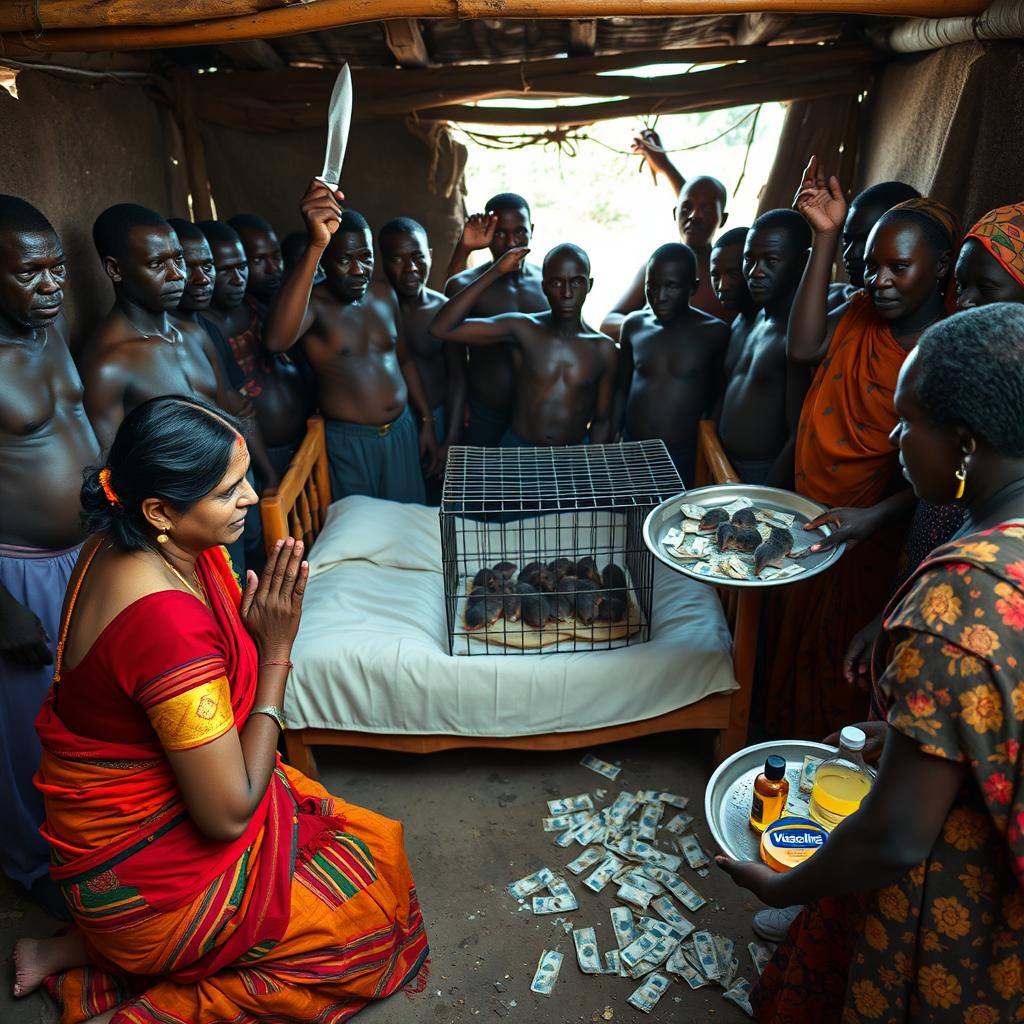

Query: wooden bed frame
[260,418,757,779]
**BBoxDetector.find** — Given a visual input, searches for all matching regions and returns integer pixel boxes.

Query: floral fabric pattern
[755,525,1024,1023]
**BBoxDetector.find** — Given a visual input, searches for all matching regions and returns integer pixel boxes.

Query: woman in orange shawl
[13,396,428,1023]
[764,157,958,738]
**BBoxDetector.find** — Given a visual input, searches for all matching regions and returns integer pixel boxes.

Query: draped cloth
[768,292,914,738]
[965,202,1024,288]
[754,525,1024,1023]
[35,543,428,1023]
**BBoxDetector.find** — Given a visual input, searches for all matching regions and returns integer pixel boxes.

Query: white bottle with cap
[808,725,876,831]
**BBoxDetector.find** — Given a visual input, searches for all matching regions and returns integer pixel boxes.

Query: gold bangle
[251,705,287,731]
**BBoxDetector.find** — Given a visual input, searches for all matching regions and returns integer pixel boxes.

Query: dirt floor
[2,733,759,1023]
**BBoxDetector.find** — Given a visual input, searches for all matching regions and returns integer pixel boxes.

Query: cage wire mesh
[440,441,683,655]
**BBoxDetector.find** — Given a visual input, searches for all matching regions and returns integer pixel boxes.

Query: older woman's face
[890,351,963,504]
[173,441,258,550]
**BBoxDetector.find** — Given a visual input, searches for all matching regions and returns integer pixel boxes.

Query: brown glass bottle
[749,755,789,833]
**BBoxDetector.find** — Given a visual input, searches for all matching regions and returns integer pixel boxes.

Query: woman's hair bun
[80,395,244,552]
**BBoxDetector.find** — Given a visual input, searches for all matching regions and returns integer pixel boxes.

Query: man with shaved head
[227,212,283,304]
[603,133,731,340]
[265,182,438,504]
[432,241,616,446]
[717,209,812,484]
[0,195,98,910]
[78,204,224,453]
[616,242,729,483]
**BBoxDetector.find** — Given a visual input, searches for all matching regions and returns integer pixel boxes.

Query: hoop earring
[954,463,967,501]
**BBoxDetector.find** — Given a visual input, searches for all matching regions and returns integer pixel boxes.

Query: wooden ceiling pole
[3,1,992,53]
[382,19,431,68]
[171,69,214,221]
[567,19,598,56]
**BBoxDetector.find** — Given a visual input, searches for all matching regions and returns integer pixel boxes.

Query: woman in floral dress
[720,304,1024,1023]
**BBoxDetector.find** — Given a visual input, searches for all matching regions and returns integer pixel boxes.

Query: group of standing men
[4,124,1024,912]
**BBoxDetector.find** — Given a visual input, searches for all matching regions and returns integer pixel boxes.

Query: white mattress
[285,496,737,737]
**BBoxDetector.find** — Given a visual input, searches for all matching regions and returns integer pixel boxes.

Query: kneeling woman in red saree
[13,396,428,1024]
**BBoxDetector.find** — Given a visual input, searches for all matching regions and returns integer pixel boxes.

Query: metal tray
[642,484,847,589]
[704,739,836,862]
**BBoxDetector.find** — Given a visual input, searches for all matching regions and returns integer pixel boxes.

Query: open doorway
[453,96,788,324]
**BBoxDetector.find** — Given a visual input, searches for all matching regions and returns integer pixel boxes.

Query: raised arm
[167,539,307,842]
[788,156,849,366]
[264,180,342,353]
[589,342,619,445]
[631,129,686,197]
[431,247,532,345]
[445,212,497,280]
[600,264,646,342]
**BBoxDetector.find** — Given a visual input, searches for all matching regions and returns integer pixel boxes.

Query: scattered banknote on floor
[530,950,563,996]
[618,870,662,897]
[583,854,624,893]
[637,790,688,809]
[573,927,603,974]
[508,867,554,899]
[678,833,710,870]
[664,811,695,834]
[713,934,735,983]
[723,977,755,1017]
[615,881,652,912]
[693,931,722,981]
[650,895,693,935]
[543,810,592,832]
[722,956,740,990]
[547,877,577,904]
[610,905,638,949]
[627,972,671,1013]
[580,753,621,780]
[532,894,577,914]
[566,847,604,875]
[636,801,664,841]
[603,948,623,975]
[667,945,708,989]
[748,940,774,976]
[640,865,706,911]
[548,793,595,815]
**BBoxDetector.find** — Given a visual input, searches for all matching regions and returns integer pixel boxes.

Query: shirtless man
[264,182,437,504]
[616,243,728,484]
[379,217,464,501]
[197,220,308,482]
[227,213,284,304]
[710,227,759,386]
[602,131,730,341]
[0,196,98,909]
[443,194,548,447]
[432,243,617,447]
[717,210,811,485]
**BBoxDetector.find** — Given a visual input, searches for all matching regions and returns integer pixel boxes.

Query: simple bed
[260,419,757,780]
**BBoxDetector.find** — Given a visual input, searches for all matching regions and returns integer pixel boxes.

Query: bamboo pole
[171,70,214,221]
[5,1,989,53]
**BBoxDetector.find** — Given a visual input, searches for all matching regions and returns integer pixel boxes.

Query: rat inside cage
[440,440,683,655]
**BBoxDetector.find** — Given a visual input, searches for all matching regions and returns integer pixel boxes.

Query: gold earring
[954,463,967,500]
[157,527,170,544]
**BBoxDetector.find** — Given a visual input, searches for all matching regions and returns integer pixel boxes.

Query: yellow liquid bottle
[808,726,875,831]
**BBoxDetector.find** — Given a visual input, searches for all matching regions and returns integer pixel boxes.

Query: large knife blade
[315,63,352,190]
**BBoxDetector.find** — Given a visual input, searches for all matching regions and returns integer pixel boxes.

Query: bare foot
[13,930,89,997]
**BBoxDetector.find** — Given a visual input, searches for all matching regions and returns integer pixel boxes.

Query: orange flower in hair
[98,467,120,507]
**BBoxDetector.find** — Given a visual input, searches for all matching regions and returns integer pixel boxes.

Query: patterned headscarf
[964,203,1024,287]
[890,197,964,310]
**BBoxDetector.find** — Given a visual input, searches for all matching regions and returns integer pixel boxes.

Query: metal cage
[440,441,683,655]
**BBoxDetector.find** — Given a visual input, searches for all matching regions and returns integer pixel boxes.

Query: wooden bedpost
[285,730,319,780]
